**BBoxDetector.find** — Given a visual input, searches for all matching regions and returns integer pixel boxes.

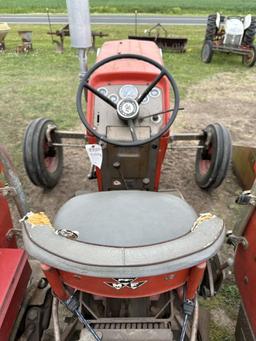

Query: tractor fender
[244,14,252,30]
[216,12,221,29]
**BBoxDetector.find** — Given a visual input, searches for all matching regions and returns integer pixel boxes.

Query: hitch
[226,230,248,249]
[236,190,256,207]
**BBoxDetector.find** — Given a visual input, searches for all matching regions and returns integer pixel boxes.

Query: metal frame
[212,44,253,56]
[49,129,205,150]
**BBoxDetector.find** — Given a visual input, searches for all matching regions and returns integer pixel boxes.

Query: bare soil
[20,71,256,340]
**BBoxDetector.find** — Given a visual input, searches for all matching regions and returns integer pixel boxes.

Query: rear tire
[201,40,213,63]
[205,14,217,41]
[195,123,232,190]
[23,118,63,189]
[243,16,256,46]
[242,45,256,67]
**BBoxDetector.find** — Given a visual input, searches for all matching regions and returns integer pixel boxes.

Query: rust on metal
[47,24,108,52]
[0,23,10,52]
[128,23,188,53]
[16,31,33,53]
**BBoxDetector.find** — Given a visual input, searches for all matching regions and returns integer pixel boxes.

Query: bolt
[38,277,48,289]
[142,178,150,185]
[27,309,38,320]
[113,161,120,169]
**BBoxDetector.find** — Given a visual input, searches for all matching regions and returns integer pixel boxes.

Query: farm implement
[201,13,256,67]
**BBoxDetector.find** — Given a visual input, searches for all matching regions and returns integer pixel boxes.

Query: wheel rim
[199,145,212,175]
[43,140,58,173]
[244,49,255,65]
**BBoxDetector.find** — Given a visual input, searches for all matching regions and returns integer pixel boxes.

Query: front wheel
[195,123,232,190]
[23,118,63,189]
[201,40,213,63]
[242,45,256,67]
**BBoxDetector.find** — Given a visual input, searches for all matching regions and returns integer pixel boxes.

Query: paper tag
[85,144,103,169]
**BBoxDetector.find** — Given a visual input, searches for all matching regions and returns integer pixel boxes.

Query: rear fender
[244,14,252,30]
[216,12,221,29]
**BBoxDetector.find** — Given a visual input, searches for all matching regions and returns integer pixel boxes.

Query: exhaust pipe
[66,0,92,76]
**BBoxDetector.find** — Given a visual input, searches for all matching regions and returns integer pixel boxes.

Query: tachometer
[119,85,139,99]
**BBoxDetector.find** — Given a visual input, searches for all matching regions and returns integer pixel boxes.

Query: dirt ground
[19,70,255,340]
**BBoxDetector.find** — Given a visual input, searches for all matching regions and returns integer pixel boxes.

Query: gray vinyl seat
[22,190,225,277]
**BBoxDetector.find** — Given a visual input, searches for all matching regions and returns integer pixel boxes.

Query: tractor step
[79,328,173,340]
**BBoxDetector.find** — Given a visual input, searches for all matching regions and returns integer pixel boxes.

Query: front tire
[242,45,256,67]
[23,118,63,189]
[195,123,232,190]
[201,40,213,63]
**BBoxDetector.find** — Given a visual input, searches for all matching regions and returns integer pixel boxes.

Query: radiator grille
[225,34,242,46]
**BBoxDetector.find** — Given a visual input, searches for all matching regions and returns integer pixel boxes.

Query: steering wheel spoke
[137,70,166,105]
[83,82,117,110]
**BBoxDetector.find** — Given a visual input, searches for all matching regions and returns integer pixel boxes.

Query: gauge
[149,87,161,98]
[151,115,162,124]
[98,87,108,97]
[108,93,119,104]
[141,95,149,105]
[119,85,139,99]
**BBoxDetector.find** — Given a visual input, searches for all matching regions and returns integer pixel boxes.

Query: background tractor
[201,13,256,67]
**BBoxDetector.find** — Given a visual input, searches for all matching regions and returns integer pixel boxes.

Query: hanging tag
[85,144,103,169]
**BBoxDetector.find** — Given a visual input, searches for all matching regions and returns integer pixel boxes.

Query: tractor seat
[22,190,225,278]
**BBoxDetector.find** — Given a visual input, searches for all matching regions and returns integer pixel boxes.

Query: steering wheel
[76,53,180,147]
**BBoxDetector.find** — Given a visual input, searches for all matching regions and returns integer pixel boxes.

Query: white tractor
[201,13,256,67]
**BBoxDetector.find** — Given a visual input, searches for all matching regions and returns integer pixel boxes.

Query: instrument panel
[93,84,164,141]
[98,84,161,104]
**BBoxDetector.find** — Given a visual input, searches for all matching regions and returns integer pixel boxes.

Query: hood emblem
[104,278,147,290]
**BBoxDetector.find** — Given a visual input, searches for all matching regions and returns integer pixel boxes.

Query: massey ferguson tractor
[2,1,250,340]
[1,146,255,341]
[201,13,256,67]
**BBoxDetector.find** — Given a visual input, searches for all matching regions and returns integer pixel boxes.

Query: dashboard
[93,84,164,141]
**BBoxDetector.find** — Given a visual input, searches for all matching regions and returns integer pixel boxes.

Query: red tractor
[17,1,237,340]
[22,38,231,340]
[23,43,232,192]
[1,144,255,340]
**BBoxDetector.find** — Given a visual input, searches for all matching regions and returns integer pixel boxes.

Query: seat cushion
[54,190,197,247]
[22,191,225,278]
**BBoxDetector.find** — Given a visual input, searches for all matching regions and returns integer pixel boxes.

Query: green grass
[0,0,256,14]
[0,24,250,168]
[200,282,240,340]
[200,282,240,320]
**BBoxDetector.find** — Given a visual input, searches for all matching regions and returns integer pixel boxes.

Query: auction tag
[85,144,103,169]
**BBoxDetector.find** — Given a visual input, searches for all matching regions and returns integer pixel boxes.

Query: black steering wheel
[76,53,180,147]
